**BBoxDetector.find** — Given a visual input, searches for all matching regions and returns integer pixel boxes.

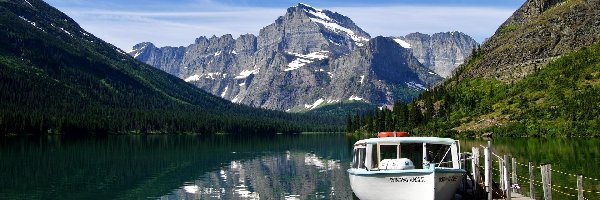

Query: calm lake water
[0,134,598,200]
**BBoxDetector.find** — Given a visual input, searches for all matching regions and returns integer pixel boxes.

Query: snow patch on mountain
[304,98,325,110]
[127,43,152,58]
[406,81,427,90]
[184,74,200,82]
[327,99,340,104]
[232,94,241,103]
[309,18,368,43]
[18,16,43,32]
[393,39,411,49]
[220,86,228,98]
[24,0,34,8]
[184,72,225,82]
[299,4,368,44]
[286,58,312,71]
[234,69,258,79]
[348,95,364,101]
[204,72,222,80]
[285,51,329,71]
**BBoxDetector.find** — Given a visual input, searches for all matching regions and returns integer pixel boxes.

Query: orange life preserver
[378,131,409,138]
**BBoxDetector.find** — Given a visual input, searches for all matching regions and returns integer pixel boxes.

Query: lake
[0,134,598,199]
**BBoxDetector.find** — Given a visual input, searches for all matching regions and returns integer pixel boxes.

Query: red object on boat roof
[378,131,409,138]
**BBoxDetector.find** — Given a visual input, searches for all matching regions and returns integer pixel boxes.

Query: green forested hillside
[0,0,341,135]
[348,0,600,137]
[348,44,600,137]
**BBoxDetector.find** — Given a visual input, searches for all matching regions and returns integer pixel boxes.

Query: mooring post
[577,175,584,200]
[541,164,552,200]
[472,147,480,195]
[529,161,536,199]
[504,155,511,200]
[512,157,518,193]
[485,141,493,200]
[499,155,504,190]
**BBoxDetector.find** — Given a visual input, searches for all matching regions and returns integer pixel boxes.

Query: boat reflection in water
[159,151,351,199]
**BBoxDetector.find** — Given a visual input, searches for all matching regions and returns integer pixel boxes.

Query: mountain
[394,32,479,78]
[457,0,600,81]
[349,0,600,137]
[0,0,339,135]
[130,3,447,111]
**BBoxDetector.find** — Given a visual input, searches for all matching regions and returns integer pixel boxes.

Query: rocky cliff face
[130,3,445,111]
[394,32,478,78]
[459,0,600,81]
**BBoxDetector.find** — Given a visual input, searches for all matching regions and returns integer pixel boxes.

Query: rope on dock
[550,168,600,182]
[511,159,600,182]
[492,152,503,159]
[516,174,600,194]
[530,180,578,197]
[472,148,600,199]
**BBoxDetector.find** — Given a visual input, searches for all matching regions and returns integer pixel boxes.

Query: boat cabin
[351,137,460,171]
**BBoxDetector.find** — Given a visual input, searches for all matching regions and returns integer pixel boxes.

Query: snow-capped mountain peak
[293,3,370,45]
[128,42,155,58]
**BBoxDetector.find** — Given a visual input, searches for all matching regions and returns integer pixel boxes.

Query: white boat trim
[355,136,456,145]
[348,167,466,176]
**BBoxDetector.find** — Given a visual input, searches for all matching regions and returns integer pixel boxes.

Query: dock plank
[494,192,535,200]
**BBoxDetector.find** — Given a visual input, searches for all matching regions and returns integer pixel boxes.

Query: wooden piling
[504,155,511,200]
[486,141,493,200]
[472,147,480,195]
[499,155,504,190]
[577,175,584,200]
[512,157,519,193]
[541,164,552,200]
[529,161,536,199]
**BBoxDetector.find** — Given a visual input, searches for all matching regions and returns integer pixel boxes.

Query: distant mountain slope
[0,0,339,135]
[457,0,600,81]
[130,3,446,111]
[349,0,600,137]
[394,32,479,78]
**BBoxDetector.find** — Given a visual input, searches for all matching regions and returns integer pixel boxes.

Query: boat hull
[348,169,465,200]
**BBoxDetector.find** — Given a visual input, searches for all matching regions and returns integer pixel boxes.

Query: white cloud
[50,2,514,50]
[61,7,283,50]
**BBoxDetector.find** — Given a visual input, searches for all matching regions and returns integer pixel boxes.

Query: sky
[45,0,525,51]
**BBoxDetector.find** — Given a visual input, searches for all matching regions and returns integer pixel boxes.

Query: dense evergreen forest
[0,0,343,135]
[348,44,600,137]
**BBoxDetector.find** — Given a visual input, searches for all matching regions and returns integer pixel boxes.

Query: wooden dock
[462,140,596,200]
[500,193,534,200]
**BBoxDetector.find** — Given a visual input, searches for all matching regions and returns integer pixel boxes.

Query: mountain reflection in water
[160,151,349,200]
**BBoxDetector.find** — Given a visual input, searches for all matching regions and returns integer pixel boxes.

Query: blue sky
[45,0,525,50]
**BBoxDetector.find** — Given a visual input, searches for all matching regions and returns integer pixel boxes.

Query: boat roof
[354,137,456,145]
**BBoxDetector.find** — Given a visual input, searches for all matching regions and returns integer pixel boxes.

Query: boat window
[400,143,423,169]
[425,144,453,168]
[370,145,379,169]
[379,145,398,160]
[352,147,367,169]
[358,148,366,169]
[352,149,359,168]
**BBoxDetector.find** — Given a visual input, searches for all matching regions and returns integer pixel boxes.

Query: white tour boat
[348,132,466,200]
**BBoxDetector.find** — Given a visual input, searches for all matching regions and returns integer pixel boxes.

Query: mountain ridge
[130,3,476,111]
[456,0,600,82]
[395,31,478,78]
